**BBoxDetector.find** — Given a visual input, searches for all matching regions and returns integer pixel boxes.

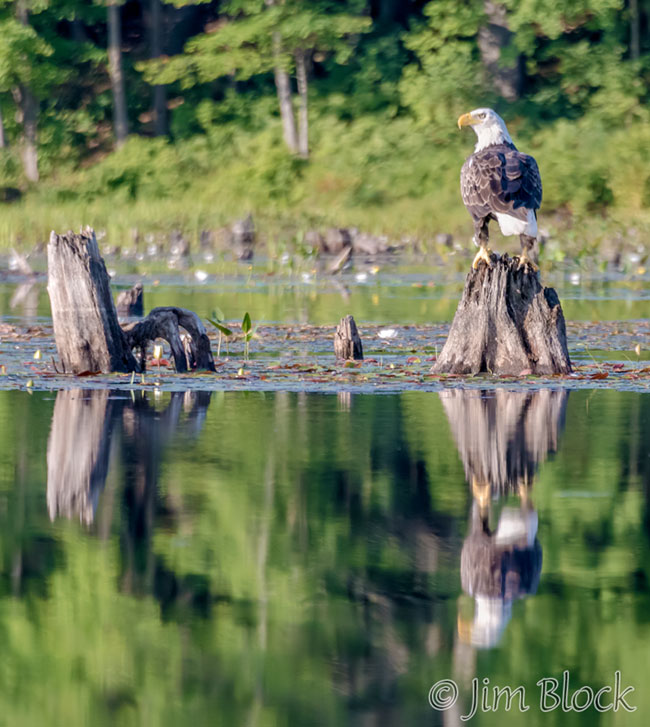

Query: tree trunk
[433,256,572,376]
[630,0,641,60]
[0,106,6,149]
[15,1,38,181]
[47,228,139,373]
[150,0,167,136]
[295,48,309,159]
[272,32,298,154]
[18,86,38,181]
[108,1,129,146]
[477,1,522,101]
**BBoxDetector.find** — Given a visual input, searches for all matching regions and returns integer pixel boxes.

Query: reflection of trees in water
[439,389,568,649]
[7,387,650,723]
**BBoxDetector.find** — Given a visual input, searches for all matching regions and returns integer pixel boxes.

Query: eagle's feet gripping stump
[472,246,494,269]
[517,251,539,273]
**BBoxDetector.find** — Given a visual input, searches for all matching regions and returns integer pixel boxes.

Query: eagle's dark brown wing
[460,144,542,223]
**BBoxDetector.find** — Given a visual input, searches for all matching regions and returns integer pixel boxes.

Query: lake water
[1,386,648,726]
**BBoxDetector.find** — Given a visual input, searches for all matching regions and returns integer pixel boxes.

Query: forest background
[1,0,649,252]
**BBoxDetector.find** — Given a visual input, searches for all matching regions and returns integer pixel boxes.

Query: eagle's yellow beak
[458,112,477,129]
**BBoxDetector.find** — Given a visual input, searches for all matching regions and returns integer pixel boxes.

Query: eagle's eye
[478,113,486,120]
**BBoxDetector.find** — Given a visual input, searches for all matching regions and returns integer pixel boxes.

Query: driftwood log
[434,255,571,375]
[334,315,363,361]
[123,307,215,373]
[48,228,215,374]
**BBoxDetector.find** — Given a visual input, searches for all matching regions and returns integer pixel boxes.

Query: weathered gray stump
[116,282,144,317]
[434,255,571,375]
[48,228,139,373]
[122,307,215,373]
[334,315,363,361]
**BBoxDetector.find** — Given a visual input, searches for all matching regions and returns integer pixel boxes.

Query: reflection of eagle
[459,500,542,648]
[440,389,567,648]
[458,108,542,271]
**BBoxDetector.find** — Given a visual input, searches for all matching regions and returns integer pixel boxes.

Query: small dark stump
[116,282,144,317]
[434,255,571,376]
[334,315,363,361]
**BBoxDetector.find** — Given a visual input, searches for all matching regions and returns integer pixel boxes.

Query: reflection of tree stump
[440,388,568,493]
[434,256,571,375]
[334,315,363,361]
[46,389,115,524]
[47,389,213,525]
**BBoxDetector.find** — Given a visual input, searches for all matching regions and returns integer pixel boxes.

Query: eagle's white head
[458,108,513,152]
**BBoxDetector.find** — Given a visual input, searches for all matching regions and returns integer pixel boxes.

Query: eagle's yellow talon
[518,252,539,272]
[472,247,493,269]
[472,476,491,510]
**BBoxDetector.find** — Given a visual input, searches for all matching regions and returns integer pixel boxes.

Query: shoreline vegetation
[0,1,650,264]
[1,118,650,265]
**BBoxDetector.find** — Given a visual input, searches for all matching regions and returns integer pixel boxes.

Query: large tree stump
[48,228,139,373]
[434,255,571,375]
[334,315,363,361]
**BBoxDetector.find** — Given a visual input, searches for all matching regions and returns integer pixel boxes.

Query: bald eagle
[458,108,542,270]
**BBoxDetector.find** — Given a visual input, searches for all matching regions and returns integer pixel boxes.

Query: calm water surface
[0,388,648,725]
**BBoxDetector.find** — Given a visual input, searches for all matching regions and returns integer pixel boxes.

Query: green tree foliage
[2,0,650,242]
